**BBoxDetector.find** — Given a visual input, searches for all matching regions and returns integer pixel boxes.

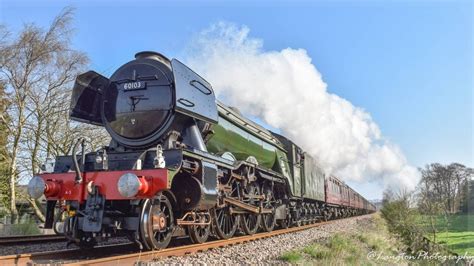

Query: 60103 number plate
[122,81,146,90]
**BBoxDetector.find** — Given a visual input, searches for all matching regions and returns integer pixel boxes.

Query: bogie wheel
[279,216,290,229]
[188,225,210,244]
[293,209,302,227]
[212,207,239,239]
[301,204,308,225]
[312,205,318,223]
[139,193,174,250]
[296,217,303,227]
[53,211,65,235]
[240,183,261,235]
[308,205,314,224]
[323,210,329,221]
[78,234,97,249]
[261,184,276,232]
[188,215,211,244]
[64,216,97,249]
[63,216,76,241]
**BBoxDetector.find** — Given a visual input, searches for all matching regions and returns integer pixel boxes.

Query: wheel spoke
[225,215,229,233]
[219,213,224,227]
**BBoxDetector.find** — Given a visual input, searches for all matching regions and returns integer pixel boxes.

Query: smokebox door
[171,59,218,124]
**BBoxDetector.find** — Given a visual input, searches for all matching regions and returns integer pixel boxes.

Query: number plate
[122,81,146,90]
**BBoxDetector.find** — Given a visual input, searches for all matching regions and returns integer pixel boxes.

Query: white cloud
[185,21,420,190]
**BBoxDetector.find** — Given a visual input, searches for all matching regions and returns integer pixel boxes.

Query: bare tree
[419,163,473,214]
[417,163,473,236]
[0,7,109,222]
[449,163,474,211]
[0,81,10,210]
[417,180,444,242]
[460,179,474,213]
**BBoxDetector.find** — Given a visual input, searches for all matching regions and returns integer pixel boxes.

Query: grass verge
[279,214,406,265]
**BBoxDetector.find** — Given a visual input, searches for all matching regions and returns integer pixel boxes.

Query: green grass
[280,250,303,263]
[422,214,474,255]
[279,214,405,265]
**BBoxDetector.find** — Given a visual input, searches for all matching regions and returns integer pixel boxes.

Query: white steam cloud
[185,22,419,190]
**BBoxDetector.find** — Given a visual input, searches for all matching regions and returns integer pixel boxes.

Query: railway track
[0,234,65,245]
[0,215,371,265]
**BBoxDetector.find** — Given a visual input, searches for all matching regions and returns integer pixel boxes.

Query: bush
[10,222,41,235]
[381,190,461,262]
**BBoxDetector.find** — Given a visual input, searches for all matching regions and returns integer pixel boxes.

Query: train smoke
[185,22,419,190]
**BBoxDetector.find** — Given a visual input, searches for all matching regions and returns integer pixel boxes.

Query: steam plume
[186,22,419,190]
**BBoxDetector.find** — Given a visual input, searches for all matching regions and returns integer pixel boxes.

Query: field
[423,214,474,255]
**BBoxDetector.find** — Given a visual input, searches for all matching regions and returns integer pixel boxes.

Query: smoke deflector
[172,59,219,125]
[70,71,109,126]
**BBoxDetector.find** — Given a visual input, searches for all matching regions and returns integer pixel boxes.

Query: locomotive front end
[27,51,220,249]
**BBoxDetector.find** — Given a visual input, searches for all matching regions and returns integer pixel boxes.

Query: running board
[224,198,273,214]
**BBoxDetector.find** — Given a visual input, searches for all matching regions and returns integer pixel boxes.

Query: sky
[1,0,472,199]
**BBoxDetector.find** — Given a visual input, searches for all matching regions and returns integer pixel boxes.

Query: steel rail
[0,234,65,245]
[0,243,137,265]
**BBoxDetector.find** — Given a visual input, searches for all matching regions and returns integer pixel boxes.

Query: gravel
[151,214,375,265]
[0,240,68,256]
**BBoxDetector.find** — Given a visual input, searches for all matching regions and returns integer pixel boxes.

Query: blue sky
[1,0,472,199]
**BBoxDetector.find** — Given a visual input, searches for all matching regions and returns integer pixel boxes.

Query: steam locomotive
[28,51,376,250]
